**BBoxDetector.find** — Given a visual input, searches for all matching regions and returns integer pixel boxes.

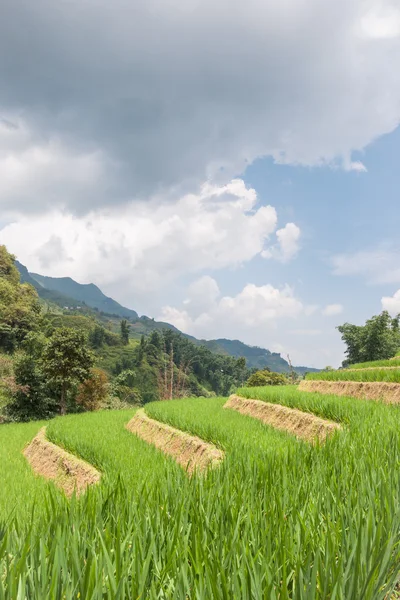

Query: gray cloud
[1,0,400,214]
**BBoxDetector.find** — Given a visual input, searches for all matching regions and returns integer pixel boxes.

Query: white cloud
[0,179,298,302]
[348,160,368,173]
[261,222,301,262]
[183,276,220,317]
[159,282,304,336]
[1,0,400,214]
[0,118,108,216]
[332,246,400,284]
[360,7,400,40]
[382,290,400,315]
[158,279,347,367]
[322,304,344,316]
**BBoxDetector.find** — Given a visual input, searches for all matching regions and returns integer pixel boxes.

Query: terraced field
[2,374,400,598]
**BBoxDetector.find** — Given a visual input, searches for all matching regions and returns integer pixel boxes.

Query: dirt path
[126,410,224,474]
[225,395,341,442]
[299,380,400,403]
[24,428,101,496]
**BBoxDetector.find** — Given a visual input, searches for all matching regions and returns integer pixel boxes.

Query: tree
[246,369,288,387]
[76,368,109,411]
[5,332,57,421]
[338,311,400,365]
[120,319,131,345]
[0,246,41,352]
[41,328,94,415]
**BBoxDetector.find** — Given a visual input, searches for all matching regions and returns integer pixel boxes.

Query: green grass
[345,357,400,369]
[0,420,62,525]
[305,367,400,382]
[2,389,400,597]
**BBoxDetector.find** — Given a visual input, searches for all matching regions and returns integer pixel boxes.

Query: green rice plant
[2,390,400,598]
[345,357,400,369]
[305,368,400,382]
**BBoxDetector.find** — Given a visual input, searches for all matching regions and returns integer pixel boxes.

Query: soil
[126,410,224,474]
[224,395,341,442]
[299,380,400,404]
[24,428,101,496]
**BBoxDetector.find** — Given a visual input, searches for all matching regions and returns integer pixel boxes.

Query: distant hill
[16,261,319,374]
[192,338,319,374]
[28,271,138,320]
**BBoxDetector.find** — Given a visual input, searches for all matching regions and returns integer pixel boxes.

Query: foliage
[120,319,131,345]
[306,367,400,383]
[4,332,56,421]
[338,311,400,366]
[246,369,288,386]
[76,368,109,411]
[0,246,41,352]
[2,388,400,596]
[41,327,95,415]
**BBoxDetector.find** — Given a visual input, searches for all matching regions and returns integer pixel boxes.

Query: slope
[29,271,138,319]
[16,261,318,374]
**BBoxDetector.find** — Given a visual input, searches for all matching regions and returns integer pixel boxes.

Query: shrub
[246,369,288,387]
[76,368,109,411]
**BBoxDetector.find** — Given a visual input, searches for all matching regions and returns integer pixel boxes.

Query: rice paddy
[306,367,400,382]
[2,378,400,598]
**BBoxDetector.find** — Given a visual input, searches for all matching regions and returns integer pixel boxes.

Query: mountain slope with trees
[16,262,318,374]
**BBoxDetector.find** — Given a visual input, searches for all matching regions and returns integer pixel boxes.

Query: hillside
[15,261,318,374]
[28,270,139,320]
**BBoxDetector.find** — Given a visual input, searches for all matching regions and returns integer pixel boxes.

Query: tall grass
[1,390,400,598]
[305,368,400,382]
[346,357,400,369]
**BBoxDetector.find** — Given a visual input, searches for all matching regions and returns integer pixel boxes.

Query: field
[2,383,400,598]
[305,367,400,382]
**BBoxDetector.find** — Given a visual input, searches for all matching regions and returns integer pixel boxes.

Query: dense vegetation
[338,311,400,366]
[0,246,251,421]
[2,387,400,597]
[16,261,318,375]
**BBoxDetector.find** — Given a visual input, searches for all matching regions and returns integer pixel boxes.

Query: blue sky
[1,0,400,368]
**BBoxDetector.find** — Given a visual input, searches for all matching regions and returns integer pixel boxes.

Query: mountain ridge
[16,261,319,374]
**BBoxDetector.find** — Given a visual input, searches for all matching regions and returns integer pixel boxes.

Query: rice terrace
[3,364,400,597]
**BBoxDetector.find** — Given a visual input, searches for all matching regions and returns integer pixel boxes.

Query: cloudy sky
[1,0,400,367]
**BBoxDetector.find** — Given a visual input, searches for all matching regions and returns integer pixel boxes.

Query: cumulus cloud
[0,179,297,302]
[1,0,400,213]
[382,290,400,315]
[262,223,301,262]
[348,160,368,173]
[322,304,344,316]
[332,245,400,284]
[159,280,304,337]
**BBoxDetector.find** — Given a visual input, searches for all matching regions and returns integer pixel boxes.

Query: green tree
[246,369,288,387]
[120,319,131,345]
[0,246,41,352]
[76,368,109,411]
[338,311,400,365]
[5,332,57,421]
[42,327,94,415]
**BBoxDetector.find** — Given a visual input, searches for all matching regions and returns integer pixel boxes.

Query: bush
[76,368,109,411]
[246,369,288,387]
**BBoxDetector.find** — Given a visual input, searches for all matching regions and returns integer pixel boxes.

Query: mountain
[16,261,319,374]
[16,261,82,309]
[190,338,319,374]
[28,271,138,320]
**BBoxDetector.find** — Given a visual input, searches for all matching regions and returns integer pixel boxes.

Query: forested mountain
[15,261,318,374]
[27,269,139,320]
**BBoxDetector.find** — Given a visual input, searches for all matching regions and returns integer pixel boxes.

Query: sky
[1,0,400,368]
